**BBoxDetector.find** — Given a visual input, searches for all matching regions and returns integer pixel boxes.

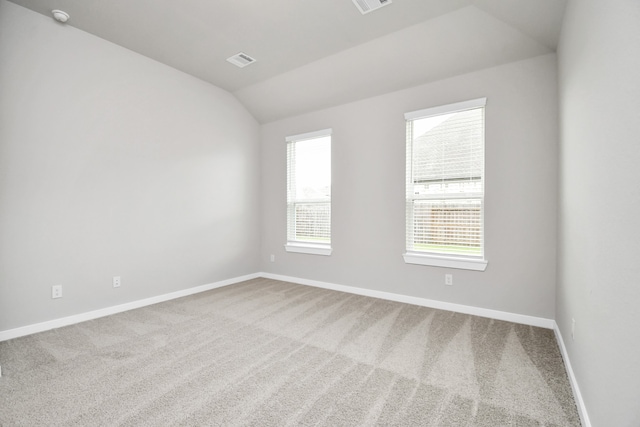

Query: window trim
[403,98,488,271]
[285,128,333,143]
[285,242,333,256]
[403,252,488,271]
[404,98,487,121]
[285,128,332,256]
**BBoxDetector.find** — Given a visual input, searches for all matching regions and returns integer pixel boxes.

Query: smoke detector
[351,0,392,15]
[52,10,70,23]
[226,52,257,68]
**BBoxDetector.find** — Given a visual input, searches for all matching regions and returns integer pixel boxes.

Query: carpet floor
[0,278,581,426]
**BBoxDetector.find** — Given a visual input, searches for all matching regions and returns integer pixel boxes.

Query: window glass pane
[292,136,331,201]
[411,108,483,196]
[412,199,482,255]
[294,203,331,242]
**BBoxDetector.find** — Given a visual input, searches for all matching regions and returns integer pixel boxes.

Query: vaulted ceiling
[8,0,567,122]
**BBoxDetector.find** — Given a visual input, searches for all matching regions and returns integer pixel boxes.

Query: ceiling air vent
[352,0,392,15]
[226,52,257,68]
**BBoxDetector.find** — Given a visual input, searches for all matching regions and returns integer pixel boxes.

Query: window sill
[285,242,332,256]
[403,252,487,271]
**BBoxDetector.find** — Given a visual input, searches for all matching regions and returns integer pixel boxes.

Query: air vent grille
[226,52,257,68]
[352,0,392,15]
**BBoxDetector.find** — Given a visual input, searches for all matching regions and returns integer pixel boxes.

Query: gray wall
[557,0,640,425]
[261,54,559,319]
[0,1,261,331]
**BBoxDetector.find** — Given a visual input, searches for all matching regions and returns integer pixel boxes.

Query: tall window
[403,98,487,271]
[285,129,332,256]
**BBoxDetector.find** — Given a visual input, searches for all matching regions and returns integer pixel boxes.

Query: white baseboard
[554,323,591,427]
[259,272,555,329]
[0,270,554,338]
[0,273,260,342]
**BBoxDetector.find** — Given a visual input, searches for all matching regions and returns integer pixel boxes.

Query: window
[403,98,488,271]
[285,129,332,256]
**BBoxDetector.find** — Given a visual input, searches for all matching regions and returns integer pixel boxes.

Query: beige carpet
[0,278,580,426]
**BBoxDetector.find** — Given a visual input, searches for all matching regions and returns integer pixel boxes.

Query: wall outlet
[113,276,121,288]
[445,274,453,286]
[52,285,62,299]
[571,318,575,340]
[270,254,275,262]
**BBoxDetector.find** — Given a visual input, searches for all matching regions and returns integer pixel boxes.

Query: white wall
[557,0,640,425]
[261,54,559,319]
[0,1,261,331]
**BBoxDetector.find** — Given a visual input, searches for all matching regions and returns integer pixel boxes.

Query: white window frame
[285,128,332,256]
[403,98,488,271]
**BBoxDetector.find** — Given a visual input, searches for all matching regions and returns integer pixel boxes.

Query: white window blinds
[286,129,331,248]
[405,98,486,259]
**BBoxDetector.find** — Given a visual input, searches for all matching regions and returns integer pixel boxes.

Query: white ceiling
[8,0,567,123]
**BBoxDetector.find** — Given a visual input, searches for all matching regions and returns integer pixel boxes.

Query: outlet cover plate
[445,274,453,286]
[52,285,62,299]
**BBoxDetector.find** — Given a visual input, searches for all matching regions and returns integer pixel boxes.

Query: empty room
[0,0,638,425]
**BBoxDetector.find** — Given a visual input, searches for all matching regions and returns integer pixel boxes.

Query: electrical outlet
[270,254,275,262]
[113,276,121,288]
[445,274,453,286]
[52,285,62,299]
[571,318,575,340]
